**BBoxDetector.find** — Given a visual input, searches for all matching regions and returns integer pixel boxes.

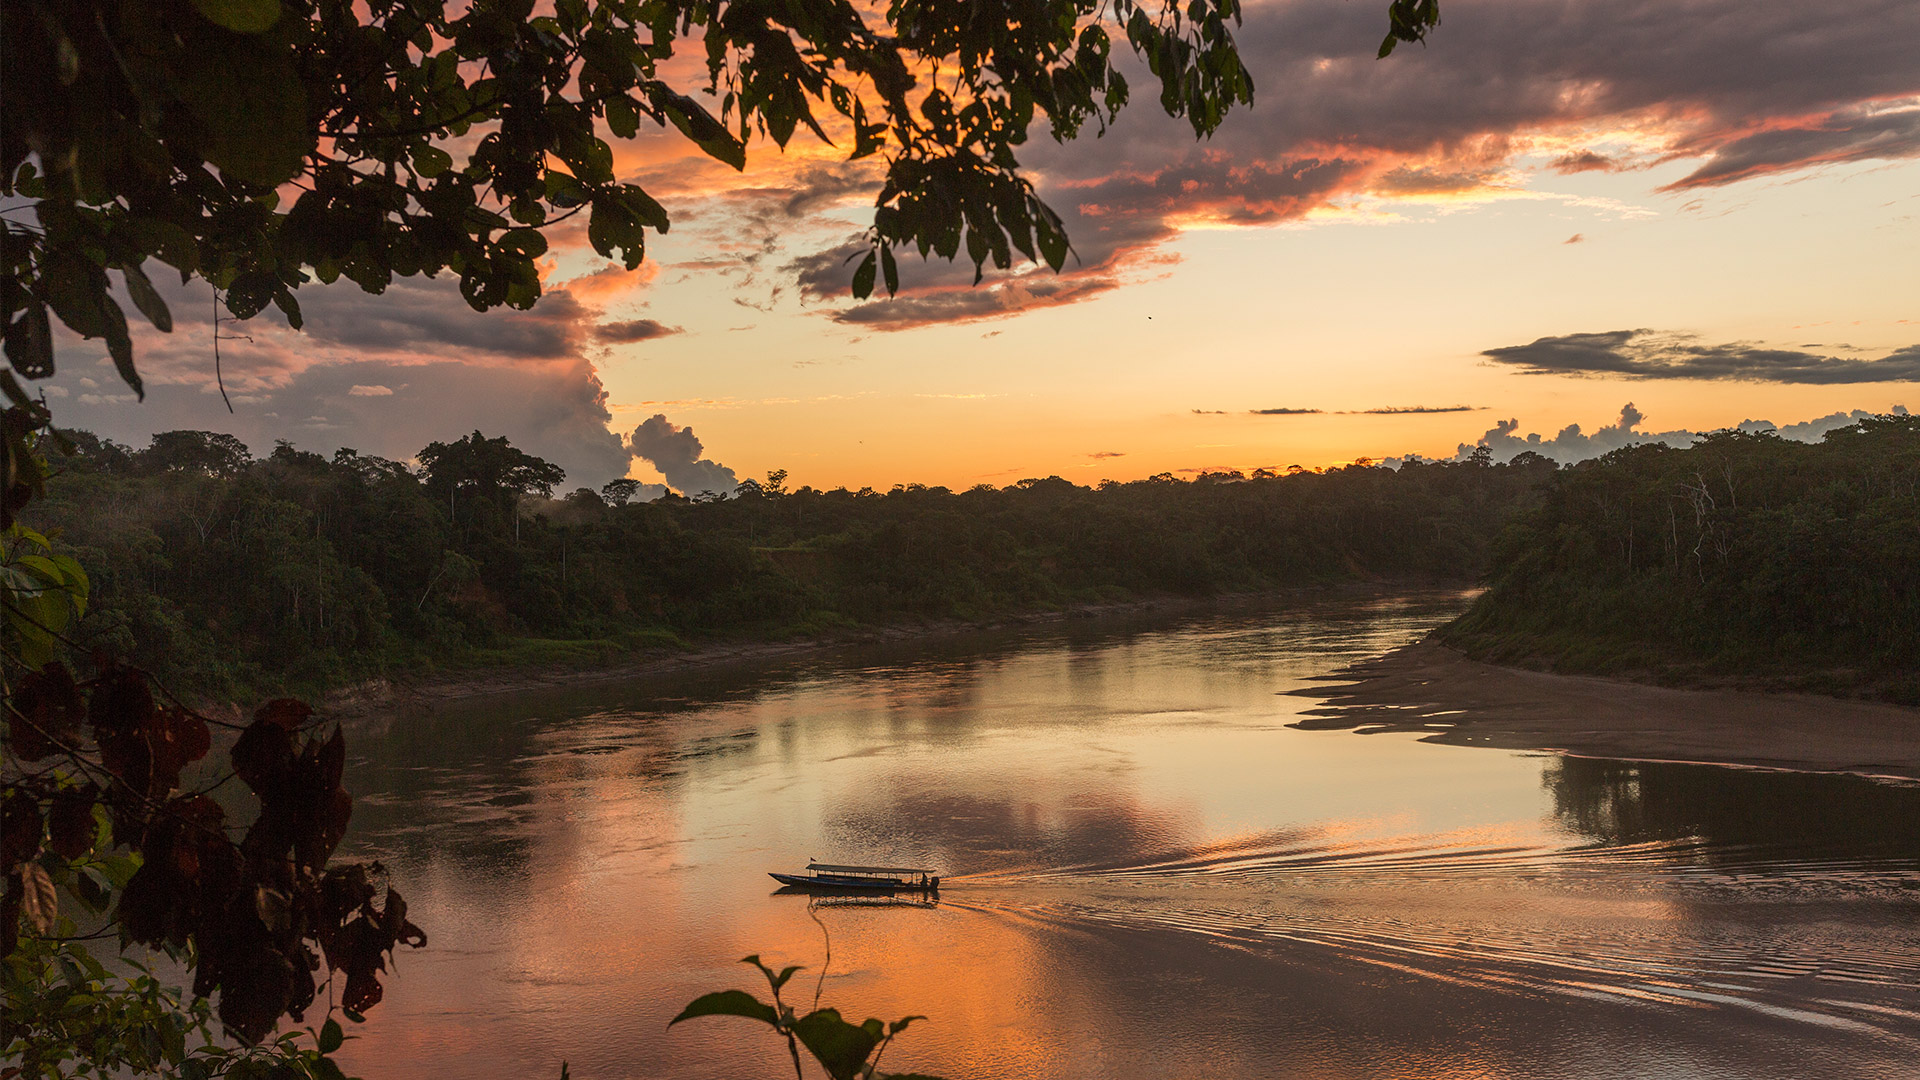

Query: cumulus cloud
[1482,330,1920,383]
[1449,402,1696,464]
[1735,405,1910,440]
[1393,401,1911,467]
[627,414,739,496]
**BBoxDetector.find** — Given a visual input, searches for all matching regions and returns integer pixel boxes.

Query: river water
[332,591,1920,1079]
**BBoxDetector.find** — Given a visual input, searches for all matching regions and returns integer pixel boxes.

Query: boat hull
[769,872,913,891]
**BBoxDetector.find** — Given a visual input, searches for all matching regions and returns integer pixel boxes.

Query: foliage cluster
[671,954,944,1080]
[1442,415,1920,700]
[29,429,1548,702]
[2,631,421,1073]
[2,0,1438,400]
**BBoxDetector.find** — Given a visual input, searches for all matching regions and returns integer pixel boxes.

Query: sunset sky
[45,0,1920,495]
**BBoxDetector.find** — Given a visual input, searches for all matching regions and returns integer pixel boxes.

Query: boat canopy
[807,862,930,876]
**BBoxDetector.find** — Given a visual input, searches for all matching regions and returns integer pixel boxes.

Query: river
[331,590,1920,1079]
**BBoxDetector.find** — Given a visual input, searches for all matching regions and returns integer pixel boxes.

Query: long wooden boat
[769,862,939,892]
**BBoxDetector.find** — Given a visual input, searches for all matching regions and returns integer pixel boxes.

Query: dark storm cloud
[781,0,1920,330]
[266,276,594,360]
[46,274,633,485]
[1550,150,1618,173]
[821,271,1125,330]
[594,318,683,343]
[49,357,633,486]
[1666,103,1920,188]
[627,414,739,496]
[1482,330,1920,384]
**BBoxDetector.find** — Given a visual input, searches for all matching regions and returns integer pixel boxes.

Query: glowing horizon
[38,0,1920,494]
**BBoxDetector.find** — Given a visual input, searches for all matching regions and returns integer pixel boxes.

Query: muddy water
[332,592,1920,1079]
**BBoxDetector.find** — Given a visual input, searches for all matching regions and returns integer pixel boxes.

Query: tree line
[1441,414,1920,702]
[30,429,1552,703]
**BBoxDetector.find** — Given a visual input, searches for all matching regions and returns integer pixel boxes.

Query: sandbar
[1295,641,1920,781]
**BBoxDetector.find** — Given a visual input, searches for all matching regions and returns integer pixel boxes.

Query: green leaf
[42,252,111,338]
[190,0,282,33]
[272,286,303,330]
[498,229,549,259]
[605,95,640,139]
[791,1009,881,1080]
[411,145,454,179]
[888,1015,927,1036]
[122,262,173,333]
[651,87,746,171]
[851,251,877,299]
[740,954,801,992]
[880,246,898,296]
[587,197,645,270]
[3,298,54,378]
[173,34,312,187]
[546,170,589,208]
[668,990,779,1028]
[318,1018,344,1053]
[620,186,670,233]
[101,294,142,401]
[224,271,278,320]
[1035,215,1069,272]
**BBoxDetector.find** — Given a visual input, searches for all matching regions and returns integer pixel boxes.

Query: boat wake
[938,824,1920,1043]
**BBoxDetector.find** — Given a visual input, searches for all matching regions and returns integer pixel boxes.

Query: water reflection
[332,592,1920,1080]
[1547,756,1920,856]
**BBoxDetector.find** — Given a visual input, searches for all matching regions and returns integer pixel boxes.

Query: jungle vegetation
[30,429,1549,704]
[1442,414,1920,702]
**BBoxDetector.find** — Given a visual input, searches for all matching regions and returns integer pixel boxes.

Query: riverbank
[327,581,1470,717]
[1295,640,1920,782]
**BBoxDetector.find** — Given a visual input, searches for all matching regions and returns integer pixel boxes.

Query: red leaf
[147,705,212,790]
[254,698,314,730]
[90,667,156,796]
[1,791,41,870]
[342,969,384,1013]
[12,662,83,760]
[47,787,97,860]
[232,716,294,795]
[217,947,296,1045]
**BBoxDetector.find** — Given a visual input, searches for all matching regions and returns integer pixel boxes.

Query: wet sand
[1295,641,1920,781]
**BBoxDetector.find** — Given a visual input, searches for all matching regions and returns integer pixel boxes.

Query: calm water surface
[333,592,1920,1079]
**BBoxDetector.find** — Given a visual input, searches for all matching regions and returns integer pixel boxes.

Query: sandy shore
[1294,640,1920,781]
